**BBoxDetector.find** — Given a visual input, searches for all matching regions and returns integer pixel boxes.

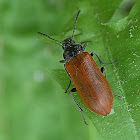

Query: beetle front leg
[82,42,88,51]
[70,88,88,125]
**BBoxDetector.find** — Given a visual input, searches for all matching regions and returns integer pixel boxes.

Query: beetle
[38,10,120,125]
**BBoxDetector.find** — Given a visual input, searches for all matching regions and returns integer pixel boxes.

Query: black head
[62,38,85,62]
[38,10,87,63]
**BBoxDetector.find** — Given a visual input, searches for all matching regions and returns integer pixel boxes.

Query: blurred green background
[0,0,136,140]
[0,0,95,140]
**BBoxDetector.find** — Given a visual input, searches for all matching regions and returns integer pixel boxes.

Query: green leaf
[1,0,138,139]
[49,1,140,140]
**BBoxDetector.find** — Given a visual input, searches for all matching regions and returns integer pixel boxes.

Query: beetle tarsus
[113,93,122,99]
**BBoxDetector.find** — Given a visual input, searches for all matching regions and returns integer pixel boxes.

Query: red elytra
[65,52,113,116]
[38,10,118,125]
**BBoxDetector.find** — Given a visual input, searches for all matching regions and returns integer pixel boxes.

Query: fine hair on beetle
[38,10,121,125]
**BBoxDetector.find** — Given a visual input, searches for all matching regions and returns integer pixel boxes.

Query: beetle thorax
[62,38,84,62]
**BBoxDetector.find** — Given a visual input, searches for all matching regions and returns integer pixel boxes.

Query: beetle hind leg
[70,88,88,125]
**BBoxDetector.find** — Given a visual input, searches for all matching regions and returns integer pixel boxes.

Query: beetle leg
[65,80,71,93]
[113,93,122,99]
[101,67,106,78]
[60,60,65,63]
[90,52,117,65]
[82,42,88,51]
[70,88,88,125]
[64,64,72,93]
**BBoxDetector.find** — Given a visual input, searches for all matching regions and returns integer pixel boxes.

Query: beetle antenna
[38,32,62,46]
[71,10,81,39]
